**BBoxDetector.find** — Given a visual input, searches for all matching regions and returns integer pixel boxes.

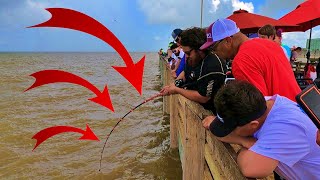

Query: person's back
[290,47,302,62]
[232,38,301,101]
[251,95,320,179]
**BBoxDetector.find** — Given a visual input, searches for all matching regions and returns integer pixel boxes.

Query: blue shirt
[176,54,185,77]
[250,95,320,180]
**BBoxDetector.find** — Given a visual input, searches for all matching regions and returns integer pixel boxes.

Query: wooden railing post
[159,56,164,85]
[170,94,178,148]
[183,104,205,180]
[161,58,170,115]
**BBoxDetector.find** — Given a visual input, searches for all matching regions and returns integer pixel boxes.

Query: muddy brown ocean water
[0,52,182,179]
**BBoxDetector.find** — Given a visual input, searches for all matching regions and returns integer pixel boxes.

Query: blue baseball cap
[171,28,183,41]
[200,19,240,50]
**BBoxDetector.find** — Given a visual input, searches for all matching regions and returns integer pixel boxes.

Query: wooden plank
[162,60,168,115]
[205,144,226,180]
[183,106,205,180]
[204,160,213,180]
[178,133,185,171]
[206,131,247,180]
[163,67,171,114]
[170,94,178,148]
[160,59,165,115]
[176,98,186,148]
[159,56,164,85]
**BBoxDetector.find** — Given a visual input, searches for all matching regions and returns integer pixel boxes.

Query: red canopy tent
[279,0,320,61]
[227,9,299,34]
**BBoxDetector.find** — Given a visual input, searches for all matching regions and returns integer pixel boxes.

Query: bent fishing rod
[98,81,198,171]
[99,93,162,171]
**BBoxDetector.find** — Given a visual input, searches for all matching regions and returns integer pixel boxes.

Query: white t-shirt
[171,53,178,60]
[178,50,185,59]
[171,50,185,60]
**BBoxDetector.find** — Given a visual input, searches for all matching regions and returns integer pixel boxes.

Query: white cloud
[137,0,182,24]
[283,28,320,49]
[210,0,221,13]
[230,0,254,13]
[137,0,253,28]
[283,32,308,48]
[154,36,161,41]
[137,0,318,51]
[27,0,46,9]
[0,0,55,29]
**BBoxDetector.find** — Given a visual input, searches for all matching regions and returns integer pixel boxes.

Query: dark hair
[214,81,266,125]
[170,43,178,50]
[295,47,302,51]
[179,27,207,50]
[258,24,276,39]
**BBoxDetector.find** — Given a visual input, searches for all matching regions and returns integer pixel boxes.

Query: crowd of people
[158,18,320,179]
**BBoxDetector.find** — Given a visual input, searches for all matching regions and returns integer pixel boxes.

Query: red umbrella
[279,0,320,61]
[279,0,320,31]
[227,9,299,34]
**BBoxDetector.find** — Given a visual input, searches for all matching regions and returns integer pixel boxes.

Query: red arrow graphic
[25,70,114,112]
[27,8,145,95]
[32,124,99,151]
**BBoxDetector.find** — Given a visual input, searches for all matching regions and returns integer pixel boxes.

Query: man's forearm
[216,135,245,145]
[175,88,210,104]
[237,148,278,178]
[215,135,257,149]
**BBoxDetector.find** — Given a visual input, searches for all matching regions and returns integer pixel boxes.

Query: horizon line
[0,51,157,53]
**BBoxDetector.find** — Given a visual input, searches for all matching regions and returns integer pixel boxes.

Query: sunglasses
[212,36,233,51]
[184,48,194,56]
[211,39,224,51]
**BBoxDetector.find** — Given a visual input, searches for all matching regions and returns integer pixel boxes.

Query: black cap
[209,105,267,137]
[209,114,238,137]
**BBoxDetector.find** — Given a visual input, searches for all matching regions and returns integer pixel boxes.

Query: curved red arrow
[32,124,99,151]
[25,70,114,112]
[27,8,145,95]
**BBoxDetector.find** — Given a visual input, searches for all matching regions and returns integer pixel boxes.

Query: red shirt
[232,38,301,102]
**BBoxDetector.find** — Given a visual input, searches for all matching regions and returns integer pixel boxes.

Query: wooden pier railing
[159,56,273,180]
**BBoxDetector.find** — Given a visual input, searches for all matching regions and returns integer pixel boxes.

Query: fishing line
[99,93,162,171]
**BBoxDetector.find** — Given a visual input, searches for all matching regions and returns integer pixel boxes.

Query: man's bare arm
[237,148,278,178]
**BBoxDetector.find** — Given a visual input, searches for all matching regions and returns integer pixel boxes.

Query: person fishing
[160,27,227,113]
